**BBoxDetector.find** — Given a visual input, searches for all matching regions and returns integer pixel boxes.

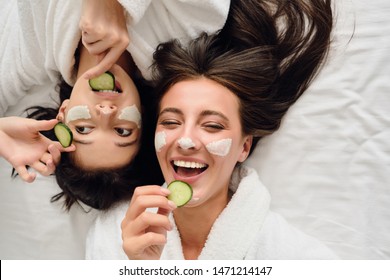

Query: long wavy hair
[151,0,333,155]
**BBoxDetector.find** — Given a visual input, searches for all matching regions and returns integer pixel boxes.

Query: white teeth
[174,160,207,169]
[99,90,120,94]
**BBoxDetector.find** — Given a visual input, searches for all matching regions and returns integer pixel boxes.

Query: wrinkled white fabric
[0,0,229,259]
[0,0,229,116]
[87,166,337,259]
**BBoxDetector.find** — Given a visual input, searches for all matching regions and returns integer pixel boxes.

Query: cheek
[118,105,142,128]
[66,105,91,123]
[155,131,167,152]
[206,138,232,157]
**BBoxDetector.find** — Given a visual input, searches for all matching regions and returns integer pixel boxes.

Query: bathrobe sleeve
[118,0,231,80]
[0,0,81,117]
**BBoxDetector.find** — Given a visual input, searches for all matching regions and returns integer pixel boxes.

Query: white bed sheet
[247,0,390,259]
[0,83,98,260]
[1,0,389,259]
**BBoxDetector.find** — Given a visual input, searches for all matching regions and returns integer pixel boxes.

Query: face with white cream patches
[57,64,142,170]
[155,77,252,208]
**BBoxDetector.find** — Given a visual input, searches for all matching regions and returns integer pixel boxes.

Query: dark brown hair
[151,0,333,154]
[22,77,163,211]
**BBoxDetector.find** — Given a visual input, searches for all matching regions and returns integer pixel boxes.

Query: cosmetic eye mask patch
[66,105,91,123]
[118,105,141,128]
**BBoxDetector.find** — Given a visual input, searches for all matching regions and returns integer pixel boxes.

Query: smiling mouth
[172,160,208,177]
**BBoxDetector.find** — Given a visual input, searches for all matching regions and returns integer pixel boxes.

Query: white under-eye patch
[206,138,232,157]
[66,105,91,123]
[178,137,195,149]
[155,131,167,152]
[118,105,142,128]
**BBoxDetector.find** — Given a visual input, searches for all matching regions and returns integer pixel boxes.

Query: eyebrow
[73,138,138,148]
[200,110,229,122]
[158,107,182,117]
[159,107,229,121]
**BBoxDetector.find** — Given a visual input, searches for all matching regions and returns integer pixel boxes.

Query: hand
[121,186,177,260]
[0,117,75,183]
[79,0,130,79]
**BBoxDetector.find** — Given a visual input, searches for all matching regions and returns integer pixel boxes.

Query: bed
[246,0,390,259]
[1,0,389,259]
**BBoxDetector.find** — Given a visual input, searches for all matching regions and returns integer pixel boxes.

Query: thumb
[82,64,106,80]
[33,119,59,132]
[82,53,108,79]
[83,49,120,80]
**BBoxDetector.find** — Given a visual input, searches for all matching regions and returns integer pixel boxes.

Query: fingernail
[168,200,177,210]
[160,187,170,196]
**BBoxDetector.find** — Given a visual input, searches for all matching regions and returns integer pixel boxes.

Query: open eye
[75,126,93,134]
[115,128,132,137]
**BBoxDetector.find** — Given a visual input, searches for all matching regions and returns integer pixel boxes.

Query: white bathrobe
[0,0,229,116]
[0,0,229,259]
[86,166,337,259]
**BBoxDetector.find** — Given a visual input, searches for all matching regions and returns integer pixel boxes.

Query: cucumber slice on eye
[54,123,73,148]
[167,180,193,207]
[88,71,115,91]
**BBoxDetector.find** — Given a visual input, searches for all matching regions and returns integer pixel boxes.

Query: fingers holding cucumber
[122,185,175,260]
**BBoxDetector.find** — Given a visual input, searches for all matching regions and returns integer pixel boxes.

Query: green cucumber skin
[167,180,193,207]
[88,72,115,91]
[54,123,73,148]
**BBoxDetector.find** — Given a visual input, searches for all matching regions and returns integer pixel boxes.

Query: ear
[56,99,70,122]
[238,135,253,163]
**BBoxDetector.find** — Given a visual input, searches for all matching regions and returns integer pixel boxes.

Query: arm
[79,0,230,80]
[121,186,176,260]
[79,0,130,79]
[0,117,75,183]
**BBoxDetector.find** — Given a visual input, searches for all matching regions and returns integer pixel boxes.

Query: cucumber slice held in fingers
[88,71,115,91]
[54,122,73,148]
[167,180,193,207]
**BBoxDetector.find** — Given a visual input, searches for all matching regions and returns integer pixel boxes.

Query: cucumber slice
[167,180,193,207]
[88,71,115,91]
[54,123,73,148]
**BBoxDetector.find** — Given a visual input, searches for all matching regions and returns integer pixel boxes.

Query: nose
[95,104,117,116]
[178,137,196,150]
[177,127,200,151]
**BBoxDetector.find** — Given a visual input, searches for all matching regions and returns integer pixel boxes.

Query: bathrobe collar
[161,165,271,259]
